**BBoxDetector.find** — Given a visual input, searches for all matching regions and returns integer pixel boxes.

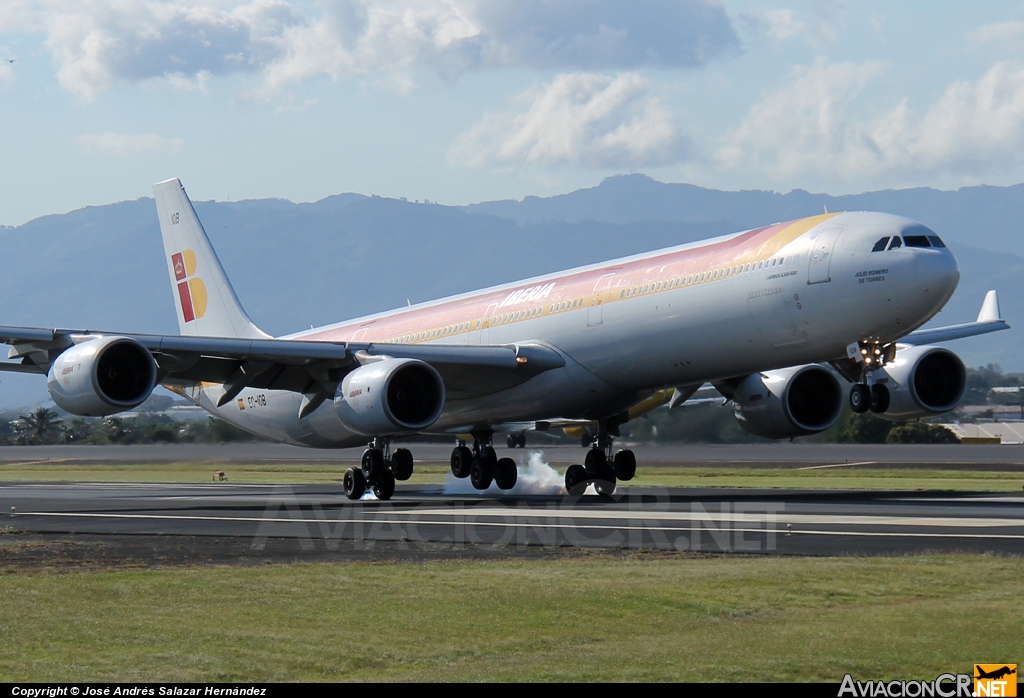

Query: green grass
[0,553,1020,681]
[1,461,1022,491]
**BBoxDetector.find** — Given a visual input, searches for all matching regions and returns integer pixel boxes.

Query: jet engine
[46,336,158,416]
[731,364,844,439]
[334,358,445,435]
[871,345,966,421]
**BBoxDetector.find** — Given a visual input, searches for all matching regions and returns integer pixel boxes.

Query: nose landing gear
[847,341,893,416]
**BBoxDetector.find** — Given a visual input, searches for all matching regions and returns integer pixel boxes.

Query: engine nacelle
[732,364,844,439]
[872,345,966,421]
[334,358,445,435]
[47,336,158,416]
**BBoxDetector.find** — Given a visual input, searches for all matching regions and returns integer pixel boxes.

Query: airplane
[0,179,1009,499]
[975,666,1016,681]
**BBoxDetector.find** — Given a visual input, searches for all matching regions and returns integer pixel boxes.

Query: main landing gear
[450,433,518,491]
[344,437,415,501]
[564,431,636,497]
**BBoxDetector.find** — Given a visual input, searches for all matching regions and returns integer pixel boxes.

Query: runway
[3,480,1023,556]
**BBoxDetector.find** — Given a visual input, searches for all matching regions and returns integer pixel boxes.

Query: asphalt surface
[1,443,1022,561]
[2,481,1022,557]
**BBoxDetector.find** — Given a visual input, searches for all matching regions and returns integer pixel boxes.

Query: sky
[3,1,1024,226]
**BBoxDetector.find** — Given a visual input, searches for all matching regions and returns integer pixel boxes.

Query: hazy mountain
[0,175,1018,408]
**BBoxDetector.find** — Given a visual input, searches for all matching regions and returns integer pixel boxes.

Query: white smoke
[443,450,567,496]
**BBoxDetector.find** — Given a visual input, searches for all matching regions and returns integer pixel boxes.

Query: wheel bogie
[565,463,588,496]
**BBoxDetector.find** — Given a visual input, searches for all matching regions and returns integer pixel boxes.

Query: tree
[885,422,959,444]
[831,412,892,444]
[17,407,62,445]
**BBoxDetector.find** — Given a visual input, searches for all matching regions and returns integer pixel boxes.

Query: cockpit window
[872,237,890,252]
[904,235,931,248]
[887,236,902,250]
[928,235,946,248]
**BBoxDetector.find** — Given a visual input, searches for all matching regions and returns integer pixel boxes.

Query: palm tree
[18,407,62,445]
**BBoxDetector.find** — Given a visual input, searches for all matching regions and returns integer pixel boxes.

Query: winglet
[977,290,1002,323]
[901,290,1009,345]
[153,178,270,339]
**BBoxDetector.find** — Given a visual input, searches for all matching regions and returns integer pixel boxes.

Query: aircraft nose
[915,248,959,299]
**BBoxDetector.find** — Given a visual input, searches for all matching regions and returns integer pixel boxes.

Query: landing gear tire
[482,446,497,465]
[372,468,395,500]
[392,448,414,481]
[850,384,870,414]
[592,462,617,496]
[613,449,636,481]
[565,463,588,496]
[470,457,493,490]
[584,447,607,472]
[495,457,517,490]
[361,448,385,483]
[344,467,366,500]
[870,384,891,414]
[450,446,472,479]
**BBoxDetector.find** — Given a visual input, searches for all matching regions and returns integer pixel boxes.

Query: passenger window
[904,235,931,248]
[872,237,889,252]
[888,237,902,250]
[928,235,946,248]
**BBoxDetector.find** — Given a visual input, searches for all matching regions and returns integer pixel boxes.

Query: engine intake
[732,364,844,439]
[873,346,966,421]
[335,358,445,435]
[47,336,157,416]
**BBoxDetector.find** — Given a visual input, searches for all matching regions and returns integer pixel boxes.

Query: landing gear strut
[344,437,415,501]
[450,433,518,491]
[565,428,635,496]
[847,341,893,416]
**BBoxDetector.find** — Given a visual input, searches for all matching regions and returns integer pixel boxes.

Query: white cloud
[78,133,185,157]
[715,59,1024,185]
[966,20,1024,45]
[0,1,739,100]
[448,72,688,170]
[742,8,805,43]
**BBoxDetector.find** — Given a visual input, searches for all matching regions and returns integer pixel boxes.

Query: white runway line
[14,510,1024,540]
[798,461,878,470]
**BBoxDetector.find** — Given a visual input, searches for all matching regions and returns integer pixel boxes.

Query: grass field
[1,460,1022,491]
[0,552,1019,682]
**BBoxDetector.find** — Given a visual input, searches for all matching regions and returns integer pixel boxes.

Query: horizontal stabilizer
[901,290,1009,345]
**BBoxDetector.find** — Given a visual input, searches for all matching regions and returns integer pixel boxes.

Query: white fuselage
[180,211,959,447]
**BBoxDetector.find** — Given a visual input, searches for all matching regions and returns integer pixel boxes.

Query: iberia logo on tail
[171,250,208,322]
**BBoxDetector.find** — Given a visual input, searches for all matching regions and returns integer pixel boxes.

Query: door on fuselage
[807,226,844,284]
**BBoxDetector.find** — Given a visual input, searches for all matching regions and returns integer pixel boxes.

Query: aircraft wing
[0,326,565,402]
[900,290,1009,345]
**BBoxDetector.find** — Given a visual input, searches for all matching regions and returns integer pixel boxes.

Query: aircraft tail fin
[153,178,270,339]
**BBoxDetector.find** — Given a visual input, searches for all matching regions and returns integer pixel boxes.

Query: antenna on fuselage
[823,204,829,214]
